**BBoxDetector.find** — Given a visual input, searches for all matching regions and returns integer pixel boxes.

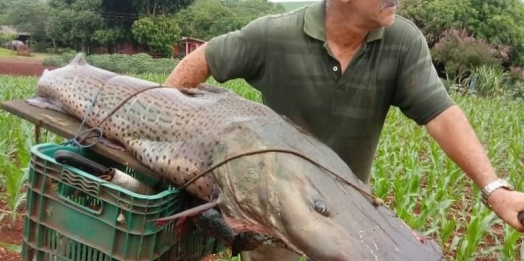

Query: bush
[29,41,52,53]
[458,65,524,99]
[42,52,179,75]
[431,29,510,84]
[45,47,75,55]
[507,66,524,82]
[0,33,16,44]
[506,66,524,100]
[468,65,508,97]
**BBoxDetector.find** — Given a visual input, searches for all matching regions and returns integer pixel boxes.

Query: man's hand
[425,105,524,232]
[487,188,524,232]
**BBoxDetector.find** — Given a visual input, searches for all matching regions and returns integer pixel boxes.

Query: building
[173,36,206,58]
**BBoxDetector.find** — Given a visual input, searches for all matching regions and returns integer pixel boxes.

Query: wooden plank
[0,99,162,180]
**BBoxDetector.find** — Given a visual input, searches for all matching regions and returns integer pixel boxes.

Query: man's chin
[379,14,396,27]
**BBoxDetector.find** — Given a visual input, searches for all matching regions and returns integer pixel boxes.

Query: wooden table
[0,100,162,180]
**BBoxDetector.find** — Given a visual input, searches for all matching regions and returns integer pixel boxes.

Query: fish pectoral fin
[149,201,218,226]
[178,84,231,98]
[26,97,67,113]
[197,84,231,94]
[179,87,205,97]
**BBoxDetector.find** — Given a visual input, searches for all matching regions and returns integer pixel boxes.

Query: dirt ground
[0,192,24,261]
[0,58,55,77]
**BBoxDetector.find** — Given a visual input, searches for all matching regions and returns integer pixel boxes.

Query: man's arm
[425,105,524,232]
[164,17,268,89]
[164,43,210,88]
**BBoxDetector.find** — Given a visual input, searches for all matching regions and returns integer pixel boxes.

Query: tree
[46,0,104,53]
[131,15,181,57]
[4,0,49,42]
[45,8,76,52]
[0,32,16,44]
[173,0,284,41]
[431,29,509,84]
[398,0,524,66]
[132,0,195,15]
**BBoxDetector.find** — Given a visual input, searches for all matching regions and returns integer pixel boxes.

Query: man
[164,0,524,258]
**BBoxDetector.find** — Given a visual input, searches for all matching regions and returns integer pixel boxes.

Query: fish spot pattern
[33,58,284,201]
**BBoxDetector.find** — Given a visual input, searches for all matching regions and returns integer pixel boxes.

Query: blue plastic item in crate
[21,142,223,261]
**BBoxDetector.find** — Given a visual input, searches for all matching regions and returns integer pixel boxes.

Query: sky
[269,0,319,2]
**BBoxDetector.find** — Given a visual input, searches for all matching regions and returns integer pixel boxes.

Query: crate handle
[56,182,104,215]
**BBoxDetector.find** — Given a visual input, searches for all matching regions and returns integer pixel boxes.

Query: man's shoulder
[382,15,425,43]
[247,6,308,34]
[266,5,309,20]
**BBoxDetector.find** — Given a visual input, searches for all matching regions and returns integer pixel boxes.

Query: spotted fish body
[31,54,283,201]
[27,53,445,261]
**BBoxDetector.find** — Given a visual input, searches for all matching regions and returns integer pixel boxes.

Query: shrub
[431,29,510,84]
[468,65,508,97]
[29,40,52,53]
[506,66,524,100]
[42,52,179,75]
[507,66,524,82]
[0,33,16,43]
[132,16,182,58]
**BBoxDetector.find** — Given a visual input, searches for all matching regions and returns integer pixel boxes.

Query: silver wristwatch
[481,178,514,207]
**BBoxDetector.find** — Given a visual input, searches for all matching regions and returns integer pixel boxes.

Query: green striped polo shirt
[204,1,455,183]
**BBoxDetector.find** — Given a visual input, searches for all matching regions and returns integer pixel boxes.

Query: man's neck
[324,3,370,49]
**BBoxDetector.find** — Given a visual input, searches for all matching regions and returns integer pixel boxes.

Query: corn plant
[0,241,21,253]
[0,72,522,261]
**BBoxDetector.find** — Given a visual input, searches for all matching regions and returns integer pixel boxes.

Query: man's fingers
[489,190,524,232]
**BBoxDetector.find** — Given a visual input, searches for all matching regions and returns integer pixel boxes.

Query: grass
[0,47,53,61]
[0,72,523,260]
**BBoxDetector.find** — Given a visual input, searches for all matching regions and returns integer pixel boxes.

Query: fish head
[211,121,443,261]
[213,147,369,260]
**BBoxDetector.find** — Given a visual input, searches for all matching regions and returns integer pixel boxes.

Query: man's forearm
[425,105,498,188]
[164,43,211,88]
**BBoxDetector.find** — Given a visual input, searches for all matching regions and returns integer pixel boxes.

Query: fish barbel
[26,53,444,261]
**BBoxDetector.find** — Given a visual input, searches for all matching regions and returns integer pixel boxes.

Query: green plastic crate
[21,142,223,261]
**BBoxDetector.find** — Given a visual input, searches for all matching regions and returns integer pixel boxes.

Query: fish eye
[314,200,328,215]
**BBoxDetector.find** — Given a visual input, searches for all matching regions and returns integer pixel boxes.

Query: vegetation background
[0,0,523,260]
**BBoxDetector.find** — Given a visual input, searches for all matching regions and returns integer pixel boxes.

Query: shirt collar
[303,0,385,43]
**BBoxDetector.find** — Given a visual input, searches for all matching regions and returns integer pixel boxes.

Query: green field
[0,47,52,60]
[0,72,522,260]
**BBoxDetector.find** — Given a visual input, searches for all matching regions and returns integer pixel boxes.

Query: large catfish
[26,53,443,261]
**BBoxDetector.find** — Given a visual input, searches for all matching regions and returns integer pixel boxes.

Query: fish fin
[178,84,231,98]
[150,201,218,226]
[179,87,206,97]
[26,97,67,113]
[69,53,88,66]
[197,84,231,94]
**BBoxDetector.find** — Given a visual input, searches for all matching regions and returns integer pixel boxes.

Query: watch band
[481,178,514,207]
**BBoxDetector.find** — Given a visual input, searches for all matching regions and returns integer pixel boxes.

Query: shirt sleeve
[392,29,456,125]
[205,17,268,84]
